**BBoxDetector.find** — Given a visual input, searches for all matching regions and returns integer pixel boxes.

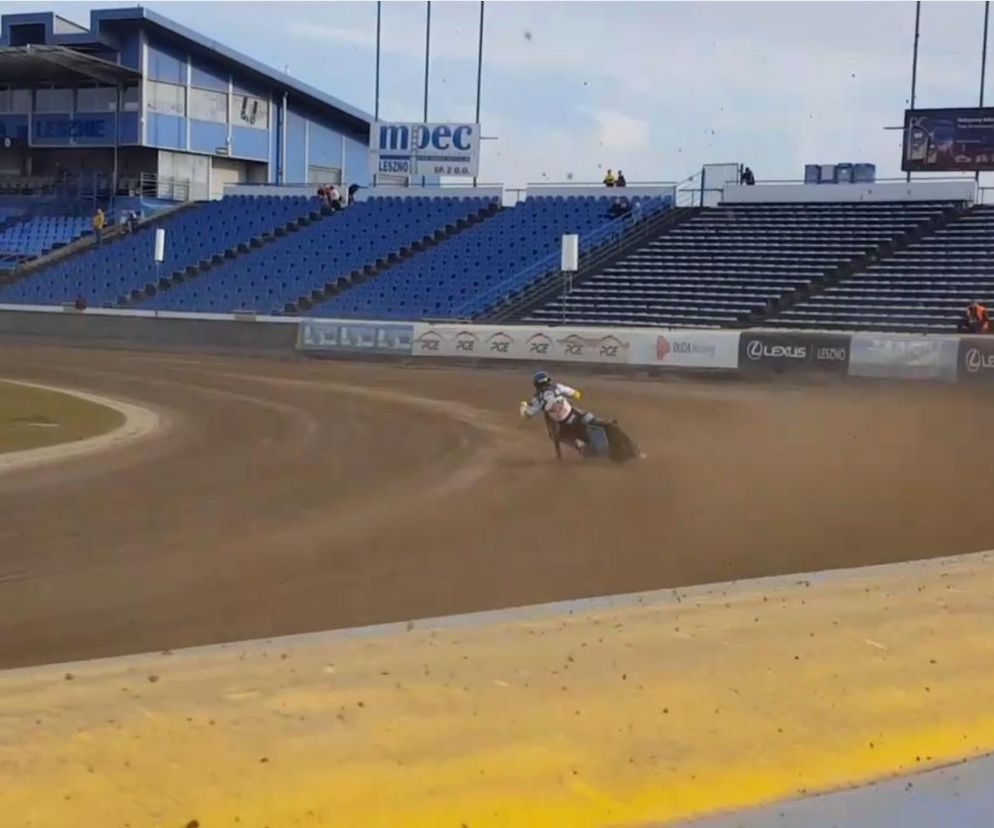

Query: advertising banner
[297,319,413,355]
[629,330,741,369]
[410,324,633,365]
[369,122,480,178]
[848,334,959,381]
[957,336,994,383]
[902,107,994,172]
[738,331,851,374]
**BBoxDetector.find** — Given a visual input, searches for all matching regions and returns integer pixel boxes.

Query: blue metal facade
[0,8,373,186]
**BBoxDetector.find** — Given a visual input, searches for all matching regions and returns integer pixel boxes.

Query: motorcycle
[543,410,644,463]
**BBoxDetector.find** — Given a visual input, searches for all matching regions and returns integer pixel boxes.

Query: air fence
[2,303,993,385]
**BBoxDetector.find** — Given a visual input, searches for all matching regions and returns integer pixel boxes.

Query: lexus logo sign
[746,340,807,361]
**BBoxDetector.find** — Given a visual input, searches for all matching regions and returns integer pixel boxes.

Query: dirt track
[1,344,993,669]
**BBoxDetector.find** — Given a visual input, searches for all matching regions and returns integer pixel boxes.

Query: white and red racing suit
[520,383,594,444]
[520,383,580,421]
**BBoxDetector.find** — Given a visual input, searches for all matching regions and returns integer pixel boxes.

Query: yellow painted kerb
[2,551,994,827]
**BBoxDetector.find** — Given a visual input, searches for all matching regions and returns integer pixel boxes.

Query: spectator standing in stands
[631,198,643,224]
[348,183,360,206]
[127,209,140,233]
[741,166,756,186]
[92,207,106,244]
[959,300,991,333]
[603,169,616,187]
[616,170,627,187]
[327,184,342,211]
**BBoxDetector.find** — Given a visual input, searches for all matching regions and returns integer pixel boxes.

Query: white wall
[525,185,677,200]
[356,186,503,202]
[723,181,977,204]
[225,184,503,201]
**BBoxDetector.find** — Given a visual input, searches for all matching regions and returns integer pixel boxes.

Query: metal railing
[451,198,672,319]
[525,179,677,189]
[746,175,980,186]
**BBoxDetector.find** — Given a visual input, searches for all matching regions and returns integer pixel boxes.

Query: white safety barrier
[629,330,741,369]
[410,322,630,364]
[848,333,960,382]
[408,323,740,369]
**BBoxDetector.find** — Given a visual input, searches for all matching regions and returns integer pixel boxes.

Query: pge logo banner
[369,122,480,178]
[958,336,994,383]
[412,325,523,359]
[849,334,959,381]
[411,324,634,364]
[298,319,413,355]
[629,330,740,369]
[739,332,850,374]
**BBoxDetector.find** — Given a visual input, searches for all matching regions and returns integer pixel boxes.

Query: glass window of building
[190,88,228,124]
[76,87,118,112]
[147,81,186,117]
[11,89,31,113]
[122,85,140,112]
[234,94,268,129]
[35,88,73,112]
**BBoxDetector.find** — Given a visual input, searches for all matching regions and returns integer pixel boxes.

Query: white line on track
[0,379,163,475]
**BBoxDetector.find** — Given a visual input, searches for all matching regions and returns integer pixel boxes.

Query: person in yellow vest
[602,169,616,187]
[92,207,106,245]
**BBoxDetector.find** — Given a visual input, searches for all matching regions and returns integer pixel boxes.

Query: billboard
[629,330,740,369]
[738,331,851,375]
[902,107,994,172]
[957,336,994,383]
[297,319,413,355]
[410,324,632,364]
[848,333,959,381]
[369,122,480,178]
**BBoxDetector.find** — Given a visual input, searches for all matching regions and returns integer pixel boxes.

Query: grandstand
[1,8,991,335]
[768,205,994,332]
[137,195,498,315]
[311,194,669,321]
[512,199,963,330]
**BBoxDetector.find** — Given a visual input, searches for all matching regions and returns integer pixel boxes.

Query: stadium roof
[0,44,140,86]
[94,7,372,136]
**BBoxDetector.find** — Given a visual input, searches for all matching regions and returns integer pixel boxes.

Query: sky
[8,0,994,187]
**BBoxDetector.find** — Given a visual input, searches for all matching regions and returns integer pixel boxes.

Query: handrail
[483,202,691,323]
[748,174,980,185]
[453,198,672,318]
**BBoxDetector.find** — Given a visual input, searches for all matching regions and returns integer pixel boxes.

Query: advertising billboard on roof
[902,107,994,172]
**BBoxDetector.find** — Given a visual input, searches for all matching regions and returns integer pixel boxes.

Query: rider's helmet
[533,370,552,392]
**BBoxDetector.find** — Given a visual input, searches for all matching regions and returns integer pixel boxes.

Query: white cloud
[591,110,651,153]
[286,21,376,49]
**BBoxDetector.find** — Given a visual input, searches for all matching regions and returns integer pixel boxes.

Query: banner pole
[422,0,431,187]
[907,0,921,183]
[473,1,485,187]
[979,1,990,184]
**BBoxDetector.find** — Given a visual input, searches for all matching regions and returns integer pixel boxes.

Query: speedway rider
[519,370,595,448]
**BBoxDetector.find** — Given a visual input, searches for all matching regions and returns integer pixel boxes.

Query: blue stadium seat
[312,195,668,320]
[136,196,496,315]
[0,195,323,306]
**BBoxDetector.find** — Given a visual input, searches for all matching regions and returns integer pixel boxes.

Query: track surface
[2,344,994,669]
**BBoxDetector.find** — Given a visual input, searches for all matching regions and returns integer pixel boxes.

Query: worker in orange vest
[959,300,991,334]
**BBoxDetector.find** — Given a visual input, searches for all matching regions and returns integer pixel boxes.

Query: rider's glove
[574,390,582,400]
[519,401,529,418]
